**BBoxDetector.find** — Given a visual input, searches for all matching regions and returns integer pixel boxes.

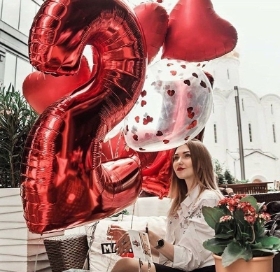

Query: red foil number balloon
[21,0,146,234]
[22,2,168,114]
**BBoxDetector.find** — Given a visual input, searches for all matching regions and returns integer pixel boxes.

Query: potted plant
[202,194,280,272]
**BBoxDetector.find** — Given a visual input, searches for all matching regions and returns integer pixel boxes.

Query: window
[0,0,2,16]
[35,2,41,13]
[248,123,252,142]
[271,104,274,114]
[212,103,214,113]
[3,52,32,93]
[33,0,43,5]
[3,52,16,88]
[19,0,38,36]
[214,124,217,143]
[241,98,244,111]
[1,0,39,35]
[1,0,20,29]
[272,124,276,143]
[15,57,33,94]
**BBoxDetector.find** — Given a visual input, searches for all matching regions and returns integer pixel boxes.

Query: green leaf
[234,209,246,223]
[202,206,224,229]
[222,241,252,267]
[215,221,234,239]
[252,249,277,257]
[257,236,280,250]
[254,220,266,237]
[203,238,230,254]
[240,195,258,211]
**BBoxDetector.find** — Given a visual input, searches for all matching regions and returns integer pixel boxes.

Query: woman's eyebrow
[174,151,191,156]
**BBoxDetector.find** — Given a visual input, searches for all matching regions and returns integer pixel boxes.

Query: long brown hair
[168,139,220,216]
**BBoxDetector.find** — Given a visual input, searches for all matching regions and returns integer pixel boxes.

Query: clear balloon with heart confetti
[124,59,213,152]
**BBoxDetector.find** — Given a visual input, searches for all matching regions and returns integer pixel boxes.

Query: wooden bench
[251,192,280,203]
[219,182,272,194]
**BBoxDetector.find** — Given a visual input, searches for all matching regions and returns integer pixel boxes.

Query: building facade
[0,0,43,92]
[203,51,280,185]
[0,0,279,185]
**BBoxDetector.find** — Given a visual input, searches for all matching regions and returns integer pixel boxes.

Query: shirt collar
[181,184,200,208]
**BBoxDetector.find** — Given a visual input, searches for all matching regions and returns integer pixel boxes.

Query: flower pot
[213,254,274,272]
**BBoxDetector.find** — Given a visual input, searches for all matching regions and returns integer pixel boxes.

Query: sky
[212,0,280,97]
[126,0,280,97]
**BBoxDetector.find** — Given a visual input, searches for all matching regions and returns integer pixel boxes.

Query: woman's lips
[177,167,185,171]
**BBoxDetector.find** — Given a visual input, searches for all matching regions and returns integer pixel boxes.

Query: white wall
[203,51,280,183]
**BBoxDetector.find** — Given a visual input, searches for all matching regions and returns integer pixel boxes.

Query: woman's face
[173,144,194,180]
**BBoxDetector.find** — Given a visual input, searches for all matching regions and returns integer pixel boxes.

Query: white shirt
[159,185,223,271]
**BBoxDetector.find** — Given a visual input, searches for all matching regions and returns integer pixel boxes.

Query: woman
[110,139,223,272]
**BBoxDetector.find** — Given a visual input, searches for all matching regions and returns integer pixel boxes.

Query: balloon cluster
[21,0,237,233]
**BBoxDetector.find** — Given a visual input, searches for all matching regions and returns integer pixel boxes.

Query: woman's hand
[108,225,162,256]
[107,225,126,241]
[107,225,132,255]
[115,232,132,255]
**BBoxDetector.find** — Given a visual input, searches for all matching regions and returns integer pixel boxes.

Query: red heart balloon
[22,56,91,114]
[162,0,238,62]
[134,2,169,63]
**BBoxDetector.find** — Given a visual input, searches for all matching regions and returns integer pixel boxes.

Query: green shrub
[0,85,37,188]
[224,169,235,184]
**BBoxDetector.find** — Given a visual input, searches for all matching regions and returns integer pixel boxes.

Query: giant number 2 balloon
[20,0,146,234]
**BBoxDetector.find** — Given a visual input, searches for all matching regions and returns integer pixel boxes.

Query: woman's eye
[184,153,191,158]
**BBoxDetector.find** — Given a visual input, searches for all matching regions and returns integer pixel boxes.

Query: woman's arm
[147,229,174,261]
[169,195,221,271]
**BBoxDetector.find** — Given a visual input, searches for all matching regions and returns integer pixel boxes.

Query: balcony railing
[219,182,273,194]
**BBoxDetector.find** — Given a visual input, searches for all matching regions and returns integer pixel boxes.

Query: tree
[213,159,225,184]
[0,85,37,188]
[224,169,234,184]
